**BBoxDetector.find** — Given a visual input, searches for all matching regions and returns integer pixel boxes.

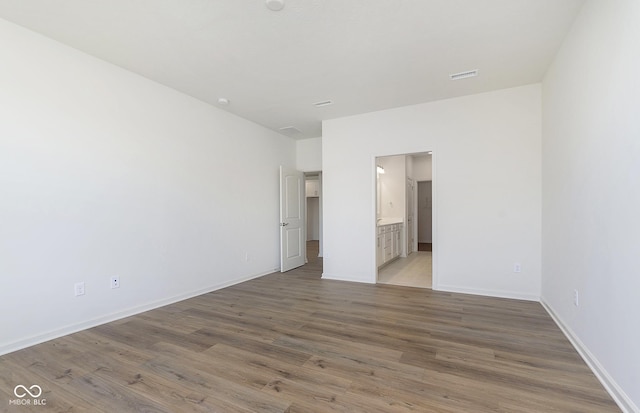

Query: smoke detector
[266,0,285,11]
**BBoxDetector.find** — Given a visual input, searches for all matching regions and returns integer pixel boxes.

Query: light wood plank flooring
[378,251,432,289]
[0,247,619,412]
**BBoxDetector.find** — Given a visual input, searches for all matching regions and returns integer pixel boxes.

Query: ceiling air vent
[450,69,478,81]
[313,100,333,107]
[279,126,304,138]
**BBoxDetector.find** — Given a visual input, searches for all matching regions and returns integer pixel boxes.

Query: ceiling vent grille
[313,100,333,107]
[279,126,304,138]
[450,70,478,80]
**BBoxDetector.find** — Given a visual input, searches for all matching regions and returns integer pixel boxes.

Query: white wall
[541,1,640,411]
[296,137,322,172]
[405,154,414,183]
[323,84,542,301]
[0,19,296,355]
[377,155,406,219]
[412,154,433,181]
[306,197,320,241]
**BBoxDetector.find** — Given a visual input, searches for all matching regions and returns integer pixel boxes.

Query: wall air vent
[450,69,479,80]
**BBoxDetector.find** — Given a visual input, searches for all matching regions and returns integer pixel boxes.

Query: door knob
[280,222,289,226]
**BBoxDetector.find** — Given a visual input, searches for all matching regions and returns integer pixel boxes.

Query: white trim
[373,155,381,283]
[0,268,277,357]
[321,273,375,284]
[436,284,539,302]
[541,300,637,413]
[430,152,438,291]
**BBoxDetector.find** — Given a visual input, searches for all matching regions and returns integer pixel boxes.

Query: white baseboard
[436,284,539,302]
[541,300,637,413]
[321,272,375,284]
[0,268,277,357]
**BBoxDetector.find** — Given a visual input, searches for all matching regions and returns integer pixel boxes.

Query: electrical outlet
[513,263,522,273]
[74,282,85,296]
[573,290,579,307]
[111,276,120,289]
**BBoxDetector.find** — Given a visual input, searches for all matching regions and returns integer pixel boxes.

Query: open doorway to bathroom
[376,152,433,288]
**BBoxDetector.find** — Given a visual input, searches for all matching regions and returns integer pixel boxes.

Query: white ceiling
[0,0,584,139]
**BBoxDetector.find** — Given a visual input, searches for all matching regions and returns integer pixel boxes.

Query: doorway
[305,172,322,264]
[375,152,433,288]
[417,181,433,252]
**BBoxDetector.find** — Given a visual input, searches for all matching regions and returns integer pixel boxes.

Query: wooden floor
[0,243,619,412]
[418,243,432,252]
[378,251,432,289]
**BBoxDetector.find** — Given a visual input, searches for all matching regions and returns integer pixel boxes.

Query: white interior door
[407,178,415,254]
[280,166,305,272]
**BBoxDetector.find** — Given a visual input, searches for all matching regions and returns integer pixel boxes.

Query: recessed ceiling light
[265,0,285,11]
[313,100,333,107]
[450,70,478,80]
[217,97,230,105]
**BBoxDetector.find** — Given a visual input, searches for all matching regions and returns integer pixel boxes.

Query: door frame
[407,177,415,256]
[373,151,437,289]
[304,171,323,259]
